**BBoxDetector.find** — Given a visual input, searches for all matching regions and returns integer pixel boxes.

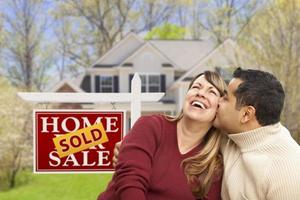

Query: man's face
[213,78,244,134]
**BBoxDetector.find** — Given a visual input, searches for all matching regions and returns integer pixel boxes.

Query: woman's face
[183,75,221,123]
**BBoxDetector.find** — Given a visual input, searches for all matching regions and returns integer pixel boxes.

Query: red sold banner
[34,110,125,173]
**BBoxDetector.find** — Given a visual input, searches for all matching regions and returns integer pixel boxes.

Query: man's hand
[112,141,122,167]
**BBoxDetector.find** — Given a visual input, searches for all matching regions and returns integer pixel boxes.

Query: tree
[132,0,179,32]
[183,0,261,43]
[52,0,136,73]
[144,23,186,40]
[0,77,32,189]
[240,0,300,143]
[2,0,53,91]
[52,0,182,76]
[53,18,76,80]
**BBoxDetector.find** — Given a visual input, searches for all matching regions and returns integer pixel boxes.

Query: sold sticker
[53,123,109,158]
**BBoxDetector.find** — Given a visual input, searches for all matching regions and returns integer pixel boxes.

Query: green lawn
[0,171,113,200]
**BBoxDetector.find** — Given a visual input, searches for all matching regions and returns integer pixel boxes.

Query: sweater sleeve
[113,115,162,200]
[266,158,300,200]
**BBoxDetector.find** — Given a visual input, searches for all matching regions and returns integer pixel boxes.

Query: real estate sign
[34,110,125,173]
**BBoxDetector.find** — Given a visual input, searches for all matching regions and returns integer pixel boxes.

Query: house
[51,32,254,126]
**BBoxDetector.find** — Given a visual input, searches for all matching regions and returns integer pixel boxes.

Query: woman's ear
[240,106,256,124]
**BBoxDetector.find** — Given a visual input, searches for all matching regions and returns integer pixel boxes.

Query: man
[214,68,300,199]
[113,68,300,199]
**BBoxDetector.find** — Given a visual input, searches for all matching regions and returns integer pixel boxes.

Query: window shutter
[129,74,134,92]
[113,76,119,92]
[80,75,91,92]
[160,74,166,92]
[95,75,100,92]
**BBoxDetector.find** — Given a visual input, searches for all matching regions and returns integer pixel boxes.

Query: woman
[98,71,227,200]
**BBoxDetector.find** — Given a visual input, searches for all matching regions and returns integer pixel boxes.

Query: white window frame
[140,73,161,92]
[96,75,114,92]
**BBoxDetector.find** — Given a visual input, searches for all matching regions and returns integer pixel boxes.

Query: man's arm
[266,159,300,200]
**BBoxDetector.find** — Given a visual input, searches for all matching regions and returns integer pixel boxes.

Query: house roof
[94,64,118,68]
[169,38,253,89]
[92,32,144,67]
[118,41,180,69]
[149,40,215,71]
[91,33,216,71]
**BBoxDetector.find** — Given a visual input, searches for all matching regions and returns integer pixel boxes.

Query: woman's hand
[113,141,121,167]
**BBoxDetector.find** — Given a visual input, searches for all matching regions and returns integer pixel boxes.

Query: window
[129,74,165,93]
[140,74,160,92]
[95,75,113,92]
[148,75,160,92]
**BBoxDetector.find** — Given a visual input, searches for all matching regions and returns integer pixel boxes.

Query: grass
[0,170,113,200]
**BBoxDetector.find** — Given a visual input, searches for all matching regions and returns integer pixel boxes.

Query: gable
[121,43,176,73]
[200,39,252,68]
[150,40,215,71]
[94,32,144,66]
[170,39,256,89]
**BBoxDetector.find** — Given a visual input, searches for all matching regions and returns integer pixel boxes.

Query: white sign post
[18,73,165,128]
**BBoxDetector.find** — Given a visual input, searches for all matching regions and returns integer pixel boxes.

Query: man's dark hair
[233,67,285,126]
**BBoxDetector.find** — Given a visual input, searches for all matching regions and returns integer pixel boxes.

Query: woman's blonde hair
[166,71,226,198]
